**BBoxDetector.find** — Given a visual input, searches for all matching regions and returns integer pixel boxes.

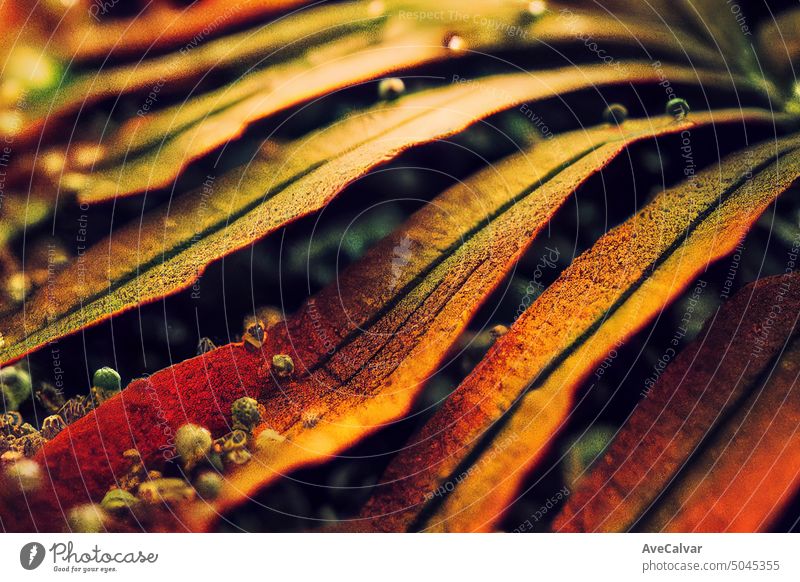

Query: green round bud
[231,397,261,432]
[666,97,690,120]
[0,366,32,410]
[93,367,121,394]
[602,103,628,125]
[272,354,295,379]
[67,503,106,533]
[101,488,140,515]
[175,423,212,470]
[194,471,223,499]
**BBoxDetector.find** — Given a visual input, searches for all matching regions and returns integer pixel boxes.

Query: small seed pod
[602,103,628,125]
[175,423,212,471]
[0,411,23,434]
[520,0,547,23]
[242,318,266,351]
[666,97,690,119]
[489,324,509,340]
[194,471,223,500]
[92,366,122,400]
[123,448,142,465]
[214,430,247,453]
[378,77,405,101]
[5,458,42,493]
[231,397,261,433]
[35,383,66,415]
[67,503,107,533]
[138,478,196,505]
[272,354,295,379]
[214,430,251,466]
[118,449,148,492]
[41,414,66,440]
[256,306,284,329]
[17,432,46,457]
[196,337,217,355]
[528,0,547,16]
[101,488,140,515]
[255,428,286,451]
[0,365,32,411]
[6,272,31,303]
[59,397,91,425]
[444,32,467,52]
[301,409,320,429]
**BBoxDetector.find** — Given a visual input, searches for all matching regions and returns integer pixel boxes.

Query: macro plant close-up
[0,0,799,537]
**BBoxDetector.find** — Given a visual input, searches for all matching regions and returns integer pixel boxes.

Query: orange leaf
[184,111,787,531]
[0,109,750,532]
[63,0,311,62]
[16,2,382,146]
[357,136,800,532]
[554,274,800,532]
[80,8,730,201]
[0,65,738,367]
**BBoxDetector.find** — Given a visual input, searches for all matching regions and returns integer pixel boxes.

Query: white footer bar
[1,533,797,581]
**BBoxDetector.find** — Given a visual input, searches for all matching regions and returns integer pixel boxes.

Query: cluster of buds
[0,366,122,460]
[93,390,289,529]
[0,412,46,457]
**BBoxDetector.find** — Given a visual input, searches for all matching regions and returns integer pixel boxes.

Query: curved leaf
[0,64,741,367]
[647,337,800,532]
[553,273,800,532]
[183,110,786,531]
[61,0,311,62]
[0,109,752,532]
[82,8,730,201]
[357,135,800,532]
[0,104,604,531]
[16,2,382,144]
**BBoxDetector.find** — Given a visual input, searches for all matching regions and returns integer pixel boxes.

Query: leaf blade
[0,64,740,367]
[358,136,800,532]
[554,274,800,532]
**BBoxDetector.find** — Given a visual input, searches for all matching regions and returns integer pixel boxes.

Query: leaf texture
[60,0,312,62]
[357,135,800,532]
[79,7,730,201]
[0,64,743,367]
[553,273,800,532]
[0,109,755,532]
[15,2,382,145]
